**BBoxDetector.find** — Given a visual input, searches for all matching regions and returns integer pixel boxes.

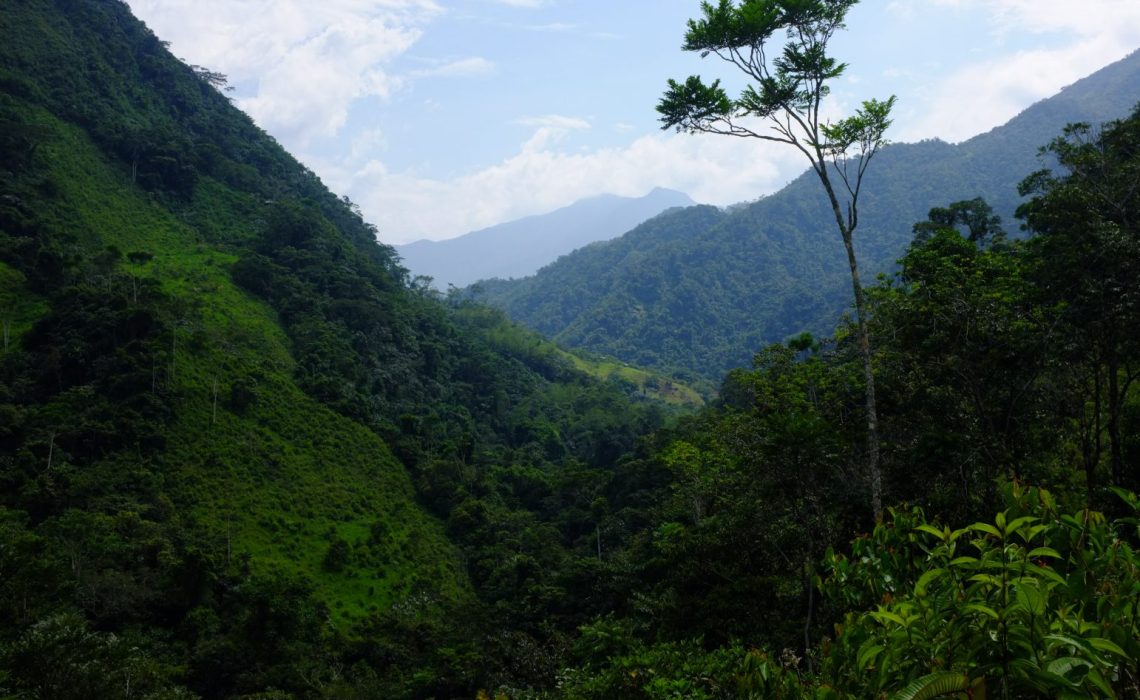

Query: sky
[123,1,1140,245]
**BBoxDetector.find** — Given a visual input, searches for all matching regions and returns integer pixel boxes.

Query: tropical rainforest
[0,1,1138,699]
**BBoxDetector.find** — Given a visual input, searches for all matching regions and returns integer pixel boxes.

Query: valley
[1,2,1138,698]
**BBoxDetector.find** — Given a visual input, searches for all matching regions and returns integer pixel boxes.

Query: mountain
[3,2,1139,696]
[473,50,1140,381]
[0,1,670,696]
[394,187,695,288]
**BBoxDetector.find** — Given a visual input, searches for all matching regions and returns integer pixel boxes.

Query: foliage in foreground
[551,483,1139,699]
[3,0,1140,696]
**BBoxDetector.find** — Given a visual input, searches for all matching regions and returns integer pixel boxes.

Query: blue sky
[124,0,1140,244]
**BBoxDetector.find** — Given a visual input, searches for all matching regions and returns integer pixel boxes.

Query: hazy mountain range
[394,187,695,288]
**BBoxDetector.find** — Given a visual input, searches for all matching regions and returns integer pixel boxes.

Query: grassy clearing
[561,349,707,408]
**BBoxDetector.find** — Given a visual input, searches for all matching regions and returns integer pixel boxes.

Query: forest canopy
[0,0,1138,698]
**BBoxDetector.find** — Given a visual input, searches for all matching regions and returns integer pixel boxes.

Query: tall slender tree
[658,0,894,519]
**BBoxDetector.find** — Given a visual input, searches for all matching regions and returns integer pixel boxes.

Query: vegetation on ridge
[0,0,1138,698]
[475,49,1140,383]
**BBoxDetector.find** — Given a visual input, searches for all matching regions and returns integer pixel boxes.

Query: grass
[0,260,47,356]
[561,349,707,408]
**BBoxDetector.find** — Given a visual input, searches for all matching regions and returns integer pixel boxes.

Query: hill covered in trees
[0,1,675,695]
[2,1,1139,698]
[472,50,1140,381]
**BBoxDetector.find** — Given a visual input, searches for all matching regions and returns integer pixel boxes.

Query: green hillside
[1,98,464,619]
[0,1,669,695]
[473,51,1140,381]
[3,1,1139,699]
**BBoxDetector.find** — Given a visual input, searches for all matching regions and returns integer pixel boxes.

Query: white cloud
[333,126,804,244]
[125,0,442,145]
[898,0,1140,142]
[899,43,1129,142]
[409,56,495,78]
[349,128,387,161]
[982,0,1140,38]
[124,0,1140,249]
[514,115,591,130]
[524,22,576,32]
[508,115,592,152]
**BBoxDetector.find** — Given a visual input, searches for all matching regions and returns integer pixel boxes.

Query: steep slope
[1,0,463,618]
[475,50,1140,380]
[0,97,467,697]
[0,1,667,696]
[395,187,695,288]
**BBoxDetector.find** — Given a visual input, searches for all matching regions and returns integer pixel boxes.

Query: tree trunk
[45,431,55,474]
[814,159,882,522]
[1083,366,1103,504]
[803,555,815,674]
[841,231,882,520]
[1108,347,1123,487]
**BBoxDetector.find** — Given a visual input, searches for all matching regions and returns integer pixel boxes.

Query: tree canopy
[659,0,894,518]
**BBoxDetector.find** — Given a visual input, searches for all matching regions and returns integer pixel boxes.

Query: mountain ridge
[473,50,1140,380]
[0,1,671,694]
[395,187,695,288]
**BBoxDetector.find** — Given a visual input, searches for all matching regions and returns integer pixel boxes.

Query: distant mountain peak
[395,188,696,288]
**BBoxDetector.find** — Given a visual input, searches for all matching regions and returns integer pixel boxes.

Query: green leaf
[1011,659,1077,691]
[891,672,971,700]
[1060,514,1085,529]
[1014,584,1046,616]
[967,573,1002,587]
[858,643,884,669]
[1085,668,1118,698]
[1086,636,1128,658]
[1005,515,1038,537]
[1110,486,1139,512]
[963,603,999,620]
[1044,634,1103,661]
[871,609,907,627]
[915,568,946,597]
[915,524,947,540]
[1027,563,1067,586]
[657,76,733,132]
[1045,656,1091,682]
[967,522,1002,538]
[1026,546,1062,559]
